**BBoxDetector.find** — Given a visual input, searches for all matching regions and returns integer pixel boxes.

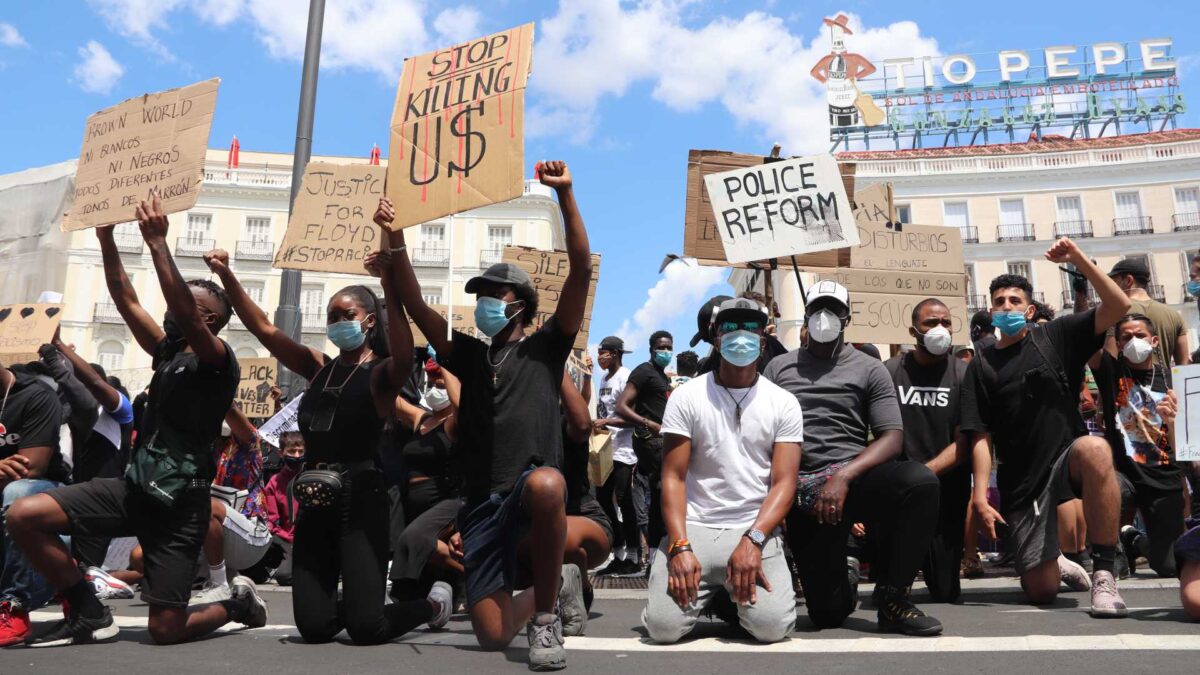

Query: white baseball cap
[806,280,850,310]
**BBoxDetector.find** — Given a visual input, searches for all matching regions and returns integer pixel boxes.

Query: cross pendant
[492,373,499,388]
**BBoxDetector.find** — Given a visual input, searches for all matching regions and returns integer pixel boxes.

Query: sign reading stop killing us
[66,78,219,231]
[275,162,384,274]
[703,154,858,264]
[386,23,535,231]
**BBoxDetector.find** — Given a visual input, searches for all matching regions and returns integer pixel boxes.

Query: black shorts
[460,467,550,608]
[568,494,613,548]
[48,477,209,607]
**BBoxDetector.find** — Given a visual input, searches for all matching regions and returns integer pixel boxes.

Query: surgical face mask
[326,319,366,351]
[720,330,761,367]
[917,325,953,356]
[474,297,518,338]
[1122,336,1154,364]
[991,311,1028,337]
[807,310,843,344]
[1187,279,1200,297]
[426,386,451,411]
[653,349,673,369]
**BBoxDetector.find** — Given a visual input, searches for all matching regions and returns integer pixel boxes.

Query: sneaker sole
[27,623,120,648]
[877,621,944,637]
[1089,607,1129,618]
[529,656,567,671]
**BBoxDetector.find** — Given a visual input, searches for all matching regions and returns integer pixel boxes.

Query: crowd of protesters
[2,164,1199,671]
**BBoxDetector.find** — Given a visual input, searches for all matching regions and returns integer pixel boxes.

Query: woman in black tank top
[205,240,448,644]
[396,361,462,521]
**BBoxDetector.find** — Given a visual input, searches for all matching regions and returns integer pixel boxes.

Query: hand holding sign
[373,197,396,229]
[134,193,170,244]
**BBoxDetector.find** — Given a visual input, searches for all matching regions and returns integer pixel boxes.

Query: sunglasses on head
[718,320,764,333]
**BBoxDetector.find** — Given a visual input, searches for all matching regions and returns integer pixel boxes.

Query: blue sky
[2,1,1198,364]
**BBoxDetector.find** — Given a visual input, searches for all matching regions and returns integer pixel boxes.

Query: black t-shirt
[960,309,1103,510]
[138,338,240,478]
[885,353,966,465]
[445,317,575,504]
[1093,353,1180,493]
[298,356,387,464]
[627,361,670,424]
[0,371,68,483]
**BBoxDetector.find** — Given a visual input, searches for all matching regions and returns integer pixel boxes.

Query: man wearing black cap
[378,161,590,671]
[690,295,731,375]
[1107,258,1190,373]
[593,336,642,577]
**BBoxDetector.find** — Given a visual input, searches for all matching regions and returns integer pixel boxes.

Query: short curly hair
[988,274,1033,304]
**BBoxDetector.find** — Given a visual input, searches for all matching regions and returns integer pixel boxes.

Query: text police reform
[703,154,857,264]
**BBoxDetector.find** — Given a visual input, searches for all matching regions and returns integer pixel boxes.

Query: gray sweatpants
[642,524,795,644]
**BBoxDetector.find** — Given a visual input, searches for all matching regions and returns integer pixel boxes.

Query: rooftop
[837,128,1200,160]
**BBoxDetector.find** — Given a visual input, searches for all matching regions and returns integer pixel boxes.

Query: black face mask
[283,455,306,468]
[162,313,185,344]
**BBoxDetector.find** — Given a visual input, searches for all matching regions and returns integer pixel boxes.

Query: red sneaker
[0,600,31,647]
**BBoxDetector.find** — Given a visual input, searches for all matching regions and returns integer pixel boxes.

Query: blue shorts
[460,467,554,608]
[1176,518,1200,575]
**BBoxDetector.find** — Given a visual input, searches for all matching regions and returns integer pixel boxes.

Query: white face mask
[918,325,953,356]
[425,386,451,411]
[807,309,843,344]
[1121,337,1154,364]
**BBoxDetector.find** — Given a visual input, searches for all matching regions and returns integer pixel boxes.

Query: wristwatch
[743,528,767,548]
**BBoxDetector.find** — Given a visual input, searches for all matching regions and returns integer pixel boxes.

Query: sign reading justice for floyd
[386,23,535,231]
[66,78,219,231]
[703,154,858,264]
[275,163,384,275]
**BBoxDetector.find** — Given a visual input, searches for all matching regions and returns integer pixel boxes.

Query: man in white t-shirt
[642,299,802,644]
[592,336,643,577]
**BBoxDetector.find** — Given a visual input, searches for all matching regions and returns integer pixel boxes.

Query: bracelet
[668,544,693,559]
[667,538,691,558]
[389,246,407,253]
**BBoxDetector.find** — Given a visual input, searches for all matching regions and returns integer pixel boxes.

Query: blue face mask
[720,330,761,367]
[327,319,366,351]
[653,349,673,368]
[991,310,1028,337]
[1188,279,1200,297]
[474,296,518,338]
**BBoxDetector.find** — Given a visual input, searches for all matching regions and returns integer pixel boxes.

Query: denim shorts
[460,467,552,608]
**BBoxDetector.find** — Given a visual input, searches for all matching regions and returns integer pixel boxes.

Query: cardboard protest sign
[0,304,64,365]
[843,292,969,345]
[235,358,277,418]
[259,395,302,449]
[850,183,964,275]
[1173,364,1200,461]
[386,23,535,231]
[274,162,385,274]
[407,304,484,346]
[502,246,601,352]
[703,154,858,265]
[65,78,219,231]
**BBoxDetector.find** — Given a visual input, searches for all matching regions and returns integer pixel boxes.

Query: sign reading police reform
[703,154,858,264]
[386,23,534,231]
[275,162,384,274]
[66,78,219,231]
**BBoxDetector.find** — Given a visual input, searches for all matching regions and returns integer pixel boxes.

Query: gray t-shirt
[764,346,903,471]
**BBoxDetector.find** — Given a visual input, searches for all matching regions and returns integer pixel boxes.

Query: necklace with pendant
[488,338,525,388]
[715,372,757,428]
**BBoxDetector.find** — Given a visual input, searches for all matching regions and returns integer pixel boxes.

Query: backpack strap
[1029,324,1070,397]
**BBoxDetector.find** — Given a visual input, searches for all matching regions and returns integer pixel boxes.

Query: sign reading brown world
[275,162,385,274]
[702,154,858,264]
[386,24,535,231]
[502,246,601,352]
[65,78,219,231]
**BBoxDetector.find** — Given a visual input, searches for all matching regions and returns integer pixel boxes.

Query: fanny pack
[795,459,852,515]
[126,433,205,507]
[292,461,374,511]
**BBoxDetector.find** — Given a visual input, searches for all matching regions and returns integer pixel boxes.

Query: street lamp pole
[274,0,325,399]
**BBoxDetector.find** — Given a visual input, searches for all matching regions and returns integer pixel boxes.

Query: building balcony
[203,167,293,189]
[1173,212,1200,232]
[1148,284,1166,304]
[301,313,326,333]
[1113,216,1153,236]
[959,226,978,244]
[411,246,449,266]
[479,249,503,267]
[966,294,988,314]
[176,237,215,257]
[1060,288,1098,311]
[1053,220,1094,239]
[1031,291,1046,305]
[93,302,124,324]
[236,240,275,261]
[113,229,143,254]
[996,223,1036,242]
[227,314,244,331]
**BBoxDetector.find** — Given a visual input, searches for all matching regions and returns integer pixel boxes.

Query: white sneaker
[84,566,134,600]
[189,580,232,606]
[1058,554,1092,591]
[427,581,453,630]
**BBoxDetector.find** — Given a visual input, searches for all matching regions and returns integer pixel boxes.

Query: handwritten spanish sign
[502,246,601,352]
[65,78,219,231]
[259,395,302,449]
[851,183,963,275]
[1173,364,1200,462]
[274,162,384,274]
[386,23,535,230]
[0,304,64,366]
[703,154,858,265]
[235,357,276,418]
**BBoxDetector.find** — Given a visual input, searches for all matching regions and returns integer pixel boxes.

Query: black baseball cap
[690,295,733,347]
[465,263,533,294]
[598,336,631,354]
[1107,258,1150,281]
[712,298,769,327]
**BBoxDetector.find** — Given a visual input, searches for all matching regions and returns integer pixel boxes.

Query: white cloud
[194,0,244,25]
[86,0,187,58]
[0,22,27,48]
[74,40,125,94]
[615,259,726,350]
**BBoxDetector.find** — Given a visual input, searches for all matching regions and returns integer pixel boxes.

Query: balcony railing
[236,240,275,261]
[1053,220,1093,239]
[1148,284,1166,304]
[1031,291,1046,305]
[226,314,244,331]
[301,313,326,333]
[1113,216,1153,236]
[93,302,124,324]
[966,294,988,314]
[1061,288,1098,310]
[996,223,1036,242]
[175,237,214,257]
[411,246,449,266]
[1173,212,1200,232]
[113,228,143,254]
[959,226,979,244]
[852,140,1200,178]
[203,167,293,189]
[479,249,504,267]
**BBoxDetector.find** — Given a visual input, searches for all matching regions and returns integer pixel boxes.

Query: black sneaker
[25,607,119,647]
[1120,526,1142,575]
[595,558,635,577]
[877,588,943,637]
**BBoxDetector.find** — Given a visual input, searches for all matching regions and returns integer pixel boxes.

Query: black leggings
[1119,471,1186,577]
[293,469,432,644]
[634,435,665,549]
[786,460,940,629]
[597,461,640,559]
[921,466,971,603]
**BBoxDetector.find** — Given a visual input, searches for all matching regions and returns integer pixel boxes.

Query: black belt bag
[292,461,374,511]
